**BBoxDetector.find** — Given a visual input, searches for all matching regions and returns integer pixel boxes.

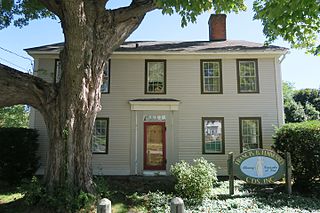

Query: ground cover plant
[1,177,320,213]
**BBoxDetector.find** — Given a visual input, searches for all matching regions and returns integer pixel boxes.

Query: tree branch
[38,0,62,17]
[113,0,157,23]
[0,63,56,110]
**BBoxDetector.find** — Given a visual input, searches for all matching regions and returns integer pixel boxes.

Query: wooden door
[144,122,166,170]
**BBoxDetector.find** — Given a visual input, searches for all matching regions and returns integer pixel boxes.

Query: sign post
[228,152,234,195]
[285,152,292,195]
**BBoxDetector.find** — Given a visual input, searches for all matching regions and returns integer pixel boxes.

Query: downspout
[280,51,289,64]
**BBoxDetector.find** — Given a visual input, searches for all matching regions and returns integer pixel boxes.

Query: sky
[0,0,319,89]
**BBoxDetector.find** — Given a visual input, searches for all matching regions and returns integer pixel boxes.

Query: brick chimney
[208,14,227,41]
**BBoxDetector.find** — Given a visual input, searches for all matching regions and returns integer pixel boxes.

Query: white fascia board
[27,50,287,58]
[113,50,288,56]
[129,101,180,111]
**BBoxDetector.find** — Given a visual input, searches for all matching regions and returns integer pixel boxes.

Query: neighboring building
[26,14,287,176]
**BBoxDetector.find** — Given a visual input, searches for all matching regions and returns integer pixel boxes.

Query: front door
[144,122,166,170]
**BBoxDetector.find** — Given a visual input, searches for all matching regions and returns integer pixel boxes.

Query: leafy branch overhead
[253,0,320,54]
[1,0,319,53]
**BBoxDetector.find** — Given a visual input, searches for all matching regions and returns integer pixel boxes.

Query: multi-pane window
[201,60,222,94]
[145,60,166,94]
[237,59,259,93]
[54,59,61,83]
[202,117,225,154]
[239,117,262,152]
[101,60,110,93]
[92,118,109,154]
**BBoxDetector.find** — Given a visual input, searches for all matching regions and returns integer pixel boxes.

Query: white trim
[134,111,138,175]
[129,101,180,111]
[27,50,287,57]
[274,57,285,126]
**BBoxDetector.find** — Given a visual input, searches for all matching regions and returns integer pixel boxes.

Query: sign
[233,149,285,184]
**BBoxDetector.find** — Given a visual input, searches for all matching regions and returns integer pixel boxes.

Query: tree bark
[40,0,157,193]
[0,0,157,194]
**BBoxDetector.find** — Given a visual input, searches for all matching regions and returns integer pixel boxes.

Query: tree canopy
[283,82,320,123]
[253,0,320,54]
[1,0,319,53]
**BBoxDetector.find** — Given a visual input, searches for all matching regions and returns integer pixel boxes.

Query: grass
[1,177,320,213]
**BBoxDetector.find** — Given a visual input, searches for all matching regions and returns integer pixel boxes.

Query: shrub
[0,128,39,184]
[170,158,217,201]
[273,121,320,188]
[21,176,96,212]
[145,191,171,213]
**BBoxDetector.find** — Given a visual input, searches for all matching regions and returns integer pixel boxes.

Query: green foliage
[145,191,171,213]
[283,83,320,123]
[294,88,320,111]
[305,103,320,120]
[282,81,295,101]
[284,100,307,123]
[21,176,96,212]
[0,105,29,128]
[170,158,217,201]
[253,0,320,54]
[157,0,246,27]
[273,121,320,188]
[0,128,39,184]
[0,0,55,29]
[94,176,112,199]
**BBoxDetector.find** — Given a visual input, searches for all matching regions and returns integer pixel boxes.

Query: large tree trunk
[0,0,157,194]
[40,0,156,193]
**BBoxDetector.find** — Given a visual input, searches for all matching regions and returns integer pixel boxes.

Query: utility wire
[0,56,31,72]
[0,46,33,63]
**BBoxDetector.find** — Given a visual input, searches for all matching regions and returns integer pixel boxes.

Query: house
[26,14,288,176]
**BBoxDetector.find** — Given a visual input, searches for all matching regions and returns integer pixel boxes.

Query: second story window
[237,59,259,93]
[101,60,110,94]
[145,60,166,94]
[201,60,222,94]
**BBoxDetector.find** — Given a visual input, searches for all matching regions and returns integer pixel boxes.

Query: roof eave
[27,49,288,57]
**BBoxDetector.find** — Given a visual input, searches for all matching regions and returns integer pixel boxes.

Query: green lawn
[1,178,320,213]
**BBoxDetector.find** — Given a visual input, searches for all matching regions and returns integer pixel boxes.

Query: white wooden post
[170,197,184,213]
[97,198,111,213]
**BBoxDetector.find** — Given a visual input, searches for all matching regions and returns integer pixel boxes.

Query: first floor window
[201,60,222,94]
[145,60,166,94]
[237,59,259,93]
[239,117,262,152]
[92,118,109,154]
[101,59,110,93]
[202,117,225,154]
[54,59,61,83]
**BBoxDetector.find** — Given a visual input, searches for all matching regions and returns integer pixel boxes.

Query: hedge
[0,128,39,184]
[273,121,320,188]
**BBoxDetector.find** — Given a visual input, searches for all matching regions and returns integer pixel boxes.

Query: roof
[25,40,288,54]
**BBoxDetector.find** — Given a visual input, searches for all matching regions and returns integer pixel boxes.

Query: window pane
[203,118,223,153]
[202,61,221,93]
[55,60,61,83]
[92,119,108,153]
[147,61,165,93]
[241,118,260,152]
[101,61,110,93]
[238,60,258,93]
